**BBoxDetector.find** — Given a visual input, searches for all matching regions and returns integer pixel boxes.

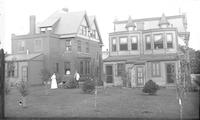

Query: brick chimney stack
[29,15,36,34]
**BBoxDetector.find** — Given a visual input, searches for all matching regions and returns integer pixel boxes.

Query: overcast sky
[0,0,200,53]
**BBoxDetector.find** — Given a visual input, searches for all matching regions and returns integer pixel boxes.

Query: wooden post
[0,49,5,118]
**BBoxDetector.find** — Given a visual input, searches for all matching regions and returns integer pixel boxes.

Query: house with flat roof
[103,13,189,87]
[5,8,103,85]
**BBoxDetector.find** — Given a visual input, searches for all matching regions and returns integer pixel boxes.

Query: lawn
[5,86,199,119]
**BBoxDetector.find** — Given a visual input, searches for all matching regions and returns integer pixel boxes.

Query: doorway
[105,65,113,83]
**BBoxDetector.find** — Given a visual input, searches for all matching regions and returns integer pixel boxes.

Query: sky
[0,0,200,53]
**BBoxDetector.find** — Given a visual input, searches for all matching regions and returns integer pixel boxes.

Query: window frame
[111,38,117,52]
[145,35,151,50]
[77,40,81,52]
[166,33,173,49]
[18,40,25,52]
[119,37,128,51]
[130,36,138,50]
[153,34,164,49]
[65,40,72,52]
[117,63,125,76]
[151,62,161,77]
[64,62,71,75]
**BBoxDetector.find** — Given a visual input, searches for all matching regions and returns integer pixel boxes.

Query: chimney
[30,15,36,34]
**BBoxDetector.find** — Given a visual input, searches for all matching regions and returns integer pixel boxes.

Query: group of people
[50,71,80,89]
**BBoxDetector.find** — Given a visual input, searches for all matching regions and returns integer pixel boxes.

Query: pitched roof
[104,54,179,63]
[5,53,43,61]
[39,10,87,35]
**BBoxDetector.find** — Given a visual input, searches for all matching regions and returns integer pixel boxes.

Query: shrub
[82,78,95,94]
[63,78,77,89]
[41,69,51,85]
[17,80,29,97]
[143,80,159,95]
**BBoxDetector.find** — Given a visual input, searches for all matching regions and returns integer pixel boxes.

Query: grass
[5,86,199,119]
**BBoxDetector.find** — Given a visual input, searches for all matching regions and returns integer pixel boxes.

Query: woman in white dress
[51,73,58,89]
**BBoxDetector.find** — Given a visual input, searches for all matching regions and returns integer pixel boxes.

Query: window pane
[154,34,163,49]
[120,37,127,44]
[152,62,160,77]
[166,34,173,48]
[120,37,128,51]
[64,62,71,75]
[112,38,117,51]
[77,40,81,52]
[145,35,151,50]
[131,37,138,50]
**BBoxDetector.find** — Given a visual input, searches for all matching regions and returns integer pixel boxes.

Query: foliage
[5,79,11,95]
[190,50,200,74]
[187,84,199,92]
[143,80,159,95]
[194,76,200,86]
[82,78,95,94]
[63,78,77,89]
[17,80,29,97]
[41,69,51,85]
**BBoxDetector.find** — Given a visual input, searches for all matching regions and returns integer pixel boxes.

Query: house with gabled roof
[6,8,103,85]
[103,13,189,87]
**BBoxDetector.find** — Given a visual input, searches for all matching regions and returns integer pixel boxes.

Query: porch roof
[5,53,43,62]
[103,53,179,63]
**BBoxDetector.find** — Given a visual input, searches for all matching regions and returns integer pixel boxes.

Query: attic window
[47,27,52,31]
[40,28,46,33]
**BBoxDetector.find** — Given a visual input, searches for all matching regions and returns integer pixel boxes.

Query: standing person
[51,73,58,89]
[74,71,80,88]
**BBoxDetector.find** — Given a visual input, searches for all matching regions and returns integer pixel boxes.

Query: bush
[63,78,77,89]
[82,78,95,94]
[41,69,51,85]
[17,80,29,97]
[143,80,159,95]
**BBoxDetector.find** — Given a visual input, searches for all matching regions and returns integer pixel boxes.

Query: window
[86,42,89,53]
[152,62,161,77]
[80,26,87,36]
[119,37,128,51]
[154,34,163,49]
[66,40,72,51]
[47,27,52,31]
[21,66,28,81]
[80,60,90,75]
[145,35,151,50]
[77,40,81,52]
[7,62,18,77]
[85,61,90,75]
[117,63,125,76]
[112,38,117,52]
[34,39,42,51]
[64,62,71,75]
[166,33,173,48]
[40,28,46,33]
[131,36,138,50]
[18,40,25,51]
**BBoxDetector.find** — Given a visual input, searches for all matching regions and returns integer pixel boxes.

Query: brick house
[103,14,189,87]
[5,8,103,85]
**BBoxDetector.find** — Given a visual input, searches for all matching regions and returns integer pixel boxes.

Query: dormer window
[158,13,170,28]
